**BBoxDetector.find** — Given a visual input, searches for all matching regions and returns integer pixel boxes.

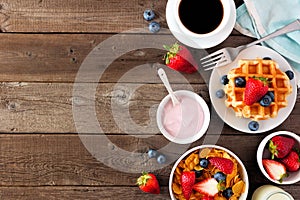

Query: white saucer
[166,0,236,49]
[209,45,297,133]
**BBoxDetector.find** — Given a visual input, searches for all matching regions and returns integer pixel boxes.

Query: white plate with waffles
[209,45,297,133]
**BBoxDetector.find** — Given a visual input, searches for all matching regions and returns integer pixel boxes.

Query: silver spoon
[158,68,180,106]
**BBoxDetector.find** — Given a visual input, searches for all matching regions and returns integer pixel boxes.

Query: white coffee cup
[168,0,236,48]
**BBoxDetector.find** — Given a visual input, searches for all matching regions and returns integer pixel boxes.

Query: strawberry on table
[180,171,196,200]
[262,159,287,182]
[193,178,219,197]
[163,42,198,74]
[268,135,295,159]
[208,157,234,174]
[137,172,160,194]
[244,77,269,106]
[280,150,300,172]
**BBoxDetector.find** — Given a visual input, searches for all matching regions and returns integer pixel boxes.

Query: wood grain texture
[0,82,299,133]
[0,33,254,82]
[0,0,245,33]
[1,185,299,200]
[0,0,167,33]
[0,134,299,198]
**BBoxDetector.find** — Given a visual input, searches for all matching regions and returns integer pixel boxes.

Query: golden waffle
[224,58,292,121]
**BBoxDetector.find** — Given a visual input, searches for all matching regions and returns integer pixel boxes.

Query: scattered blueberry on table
[148,21,160,33]
[143,9,155,21]
[156,154,166,164]
[147,149,158,158]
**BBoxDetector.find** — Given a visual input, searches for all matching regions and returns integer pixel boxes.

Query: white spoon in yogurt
[158,68,180,106]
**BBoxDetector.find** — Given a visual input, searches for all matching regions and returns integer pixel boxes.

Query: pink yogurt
[162,94,204,139]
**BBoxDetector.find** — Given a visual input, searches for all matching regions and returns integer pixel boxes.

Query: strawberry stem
[136,172,151,186]
[268,140,278,159]
[163,42,181,65]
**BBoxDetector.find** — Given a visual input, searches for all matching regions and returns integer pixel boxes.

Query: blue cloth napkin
[235,0,300,74]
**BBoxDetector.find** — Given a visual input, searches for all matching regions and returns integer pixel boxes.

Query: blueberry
[147,149,158,158]
[263,57,272,60]
[221,75,229,85]
[234,77,246,87]
[148,21,160,33]
[223,188,234,199]
[157,154,166,164]
[199,158,209,168]
[216,89,225,98]
[213,172,226,182]
[267,91,275,102]
[259,94,272,107]
[194,170,203,178]
[143,9,155,21]
[285,70,294,80]
[248,121,259,131]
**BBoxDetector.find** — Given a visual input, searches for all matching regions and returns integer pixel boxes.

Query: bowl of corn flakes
[169,145,249,200]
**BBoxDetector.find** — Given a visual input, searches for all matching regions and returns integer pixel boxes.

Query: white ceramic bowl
[156,90,210,144]
[169,145,249,200]
[257,131,300,184]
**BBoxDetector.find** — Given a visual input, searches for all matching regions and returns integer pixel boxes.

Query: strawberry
[244,77,269,105]
[208,157,234,174]
[262,159,287,182]
[193,178,219,197]
[280,150,300,172]
[137,172,160,194]
[163,42,198,74]
[180,171,196,200]
[268,135,295,159]
[202,196,214,200]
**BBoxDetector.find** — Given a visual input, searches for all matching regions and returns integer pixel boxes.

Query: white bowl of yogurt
[156,90,210,144]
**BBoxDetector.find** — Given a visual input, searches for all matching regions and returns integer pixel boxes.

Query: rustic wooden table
[0,0,299,199]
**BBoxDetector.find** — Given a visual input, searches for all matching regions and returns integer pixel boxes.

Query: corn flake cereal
[172,148,246,200]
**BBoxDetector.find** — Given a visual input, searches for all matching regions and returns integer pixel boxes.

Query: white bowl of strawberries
[257,131,300,184]
[169,145,249,200]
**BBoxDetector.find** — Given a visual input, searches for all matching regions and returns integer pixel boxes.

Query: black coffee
[179,0,224,34]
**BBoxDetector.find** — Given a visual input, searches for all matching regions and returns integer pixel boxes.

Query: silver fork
[201,19,300,71]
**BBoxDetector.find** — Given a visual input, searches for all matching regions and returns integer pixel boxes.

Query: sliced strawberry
[262,159,287,182]
[180,171,195,200]
[163,42,198,74]
[268,135,295,159]
[244,77,269,105]
[193,178,219,197]
[208,157,234,174]
[137,172,160,194]
[202,196,214,200]
[280,151,300,172]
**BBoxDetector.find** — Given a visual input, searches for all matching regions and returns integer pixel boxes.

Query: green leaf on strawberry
[163,42,198,74]
[137,172,160,194]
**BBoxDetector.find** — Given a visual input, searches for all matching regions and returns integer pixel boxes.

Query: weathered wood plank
[0,186,170,200]
[0,33,254,82]
[0,0,245,33]
[0,134,299,199]
[0,0,167,33]
[0,185,298,200]
[0,82,299,133]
